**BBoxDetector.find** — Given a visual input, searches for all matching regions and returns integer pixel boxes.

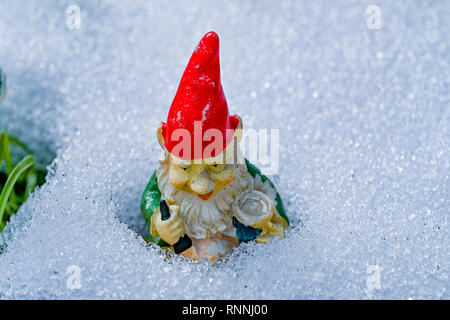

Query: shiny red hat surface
[161,31,239,160]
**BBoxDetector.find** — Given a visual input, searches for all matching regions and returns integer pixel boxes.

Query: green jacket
[141,159,288,246]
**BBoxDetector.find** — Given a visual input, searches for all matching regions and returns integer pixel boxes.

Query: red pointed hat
[161,31,239,160]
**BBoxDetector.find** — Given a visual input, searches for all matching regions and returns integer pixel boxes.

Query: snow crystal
[0,0,448,299]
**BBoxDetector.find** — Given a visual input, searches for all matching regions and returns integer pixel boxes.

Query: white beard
[156,161,251,239]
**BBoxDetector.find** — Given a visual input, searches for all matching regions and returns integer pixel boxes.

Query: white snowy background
[0,0,448,299]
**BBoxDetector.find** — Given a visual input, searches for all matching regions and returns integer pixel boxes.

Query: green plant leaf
[25,168,38,199]
[0,131,14,174]
[0,129,47,235]
[0,155,35,231]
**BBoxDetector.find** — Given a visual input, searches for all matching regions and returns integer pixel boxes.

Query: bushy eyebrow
[176,162,191,167]
[170,155,192,166]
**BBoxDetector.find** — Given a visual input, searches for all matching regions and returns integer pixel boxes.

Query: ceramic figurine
[141,32,289,261]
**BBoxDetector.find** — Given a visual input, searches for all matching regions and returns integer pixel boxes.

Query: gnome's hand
[154,204,185,246]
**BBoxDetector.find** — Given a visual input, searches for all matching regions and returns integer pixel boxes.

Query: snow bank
[0,0,448,299]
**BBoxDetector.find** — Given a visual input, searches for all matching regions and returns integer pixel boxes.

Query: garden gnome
[141,32,288,261]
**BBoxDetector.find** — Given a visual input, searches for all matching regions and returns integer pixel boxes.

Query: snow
[0,0,448,299]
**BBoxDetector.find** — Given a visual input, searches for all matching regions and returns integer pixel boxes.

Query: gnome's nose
[190,171,214,195]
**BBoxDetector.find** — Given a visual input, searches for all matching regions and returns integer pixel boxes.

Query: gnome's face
[168,157,236,201]
[157,122,242,201]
